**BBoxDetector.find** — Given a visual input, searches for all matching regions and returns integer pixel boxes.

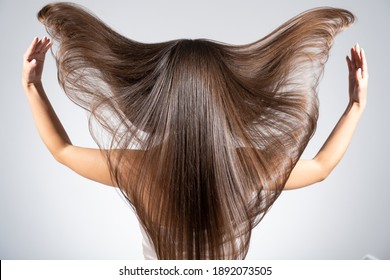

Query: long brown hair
[38,2,354,259]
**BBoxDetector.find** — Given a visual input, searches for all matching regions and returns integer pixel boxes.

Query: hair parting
[38,2,354,259]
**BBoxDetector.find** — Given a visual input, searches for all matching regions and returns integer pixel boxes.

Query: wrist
[346,101,366,115]
[22,80,44,91]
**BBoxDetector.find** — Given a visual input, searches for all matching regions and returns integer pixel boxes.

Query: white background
[0,0,389,259]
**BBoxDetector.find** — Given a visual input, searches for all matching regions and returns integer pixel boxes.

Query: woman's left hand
[22,37,52,87]
[346,43,368,109]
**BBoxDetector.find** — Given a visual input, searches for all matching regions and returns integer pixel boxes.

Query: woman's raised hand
[22,37,52,87]
[346,44,368,109]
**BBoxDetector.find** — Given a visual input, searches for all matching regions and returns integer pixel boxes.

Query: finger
[353,44,360,69]
[351,46,361,70]
[355,43,363,68]
[350,47,356,68]
[355,43,360,56]
[35,37,47,53]
[42,38,52,54]
[24,37,39,60]
[23,58,38,73]
[36,36,52,53]
[346,56,352,72]
[361,48,368,78]
[43,42,52,54]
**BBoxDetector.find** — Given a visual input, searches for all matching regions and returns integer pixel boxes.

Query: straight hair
[38,2,354,259]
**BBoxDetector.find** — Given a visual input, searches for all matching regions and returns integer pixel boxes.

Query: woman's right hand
[286,45,369,190]
[22,37,52,88]
[346,44,368,109]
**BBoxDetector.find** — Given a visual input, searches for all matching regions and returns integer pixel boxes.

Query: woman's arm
[285,43,368,190]
[22,37,72,159]
[22,37,114,186]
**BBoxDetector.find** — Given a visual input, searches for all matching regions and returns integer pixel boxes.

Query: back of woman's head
[38,2,354,259]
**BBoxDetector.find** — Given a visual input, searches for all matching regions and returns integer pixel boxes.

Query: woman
[22,3,368,259]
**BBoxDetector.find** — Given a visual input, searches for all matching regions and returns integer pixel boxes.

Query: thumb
[28,59,38,71]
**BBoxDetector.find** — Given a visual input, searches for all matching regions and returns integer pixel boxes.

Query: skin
[22,37,368,190]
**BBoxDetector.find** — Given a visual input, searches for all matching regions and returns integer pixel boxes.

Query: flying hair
[37,2,355,259]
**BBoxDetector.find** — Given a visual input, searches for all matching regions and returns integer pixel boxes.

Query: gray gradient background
[0,0,389,259]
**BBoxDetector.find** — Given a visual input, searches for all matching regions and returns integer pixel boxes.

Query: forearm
[24,82,72,159]
[314,102,365,177]
[285,44,368,190]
